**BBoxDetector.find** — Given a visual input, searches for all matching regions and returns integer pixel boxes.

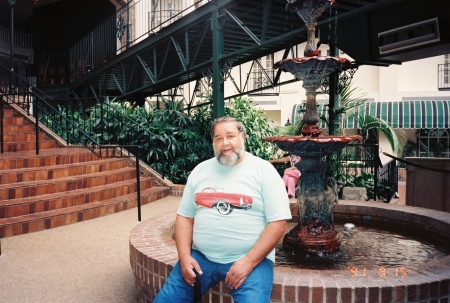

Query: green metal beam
[212,9,224,119]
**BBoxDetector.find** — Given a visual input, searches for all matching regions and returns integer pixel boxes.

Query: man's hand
[175,215,201,286]
[179,256,202,286]
[225,220,287,289]
[224,256,256,289]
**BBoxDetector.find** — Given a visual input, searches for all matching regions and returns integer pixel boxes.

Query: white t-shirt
[177,153,292,263]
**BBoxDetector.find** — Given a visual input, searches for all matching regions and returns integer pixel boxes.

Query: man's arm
[225,219,287,289]
[174,214,202,286]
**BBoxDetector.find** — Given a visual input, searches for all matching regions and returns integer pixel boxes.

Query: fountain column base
[262,135,362,256]
[283,224,341,254]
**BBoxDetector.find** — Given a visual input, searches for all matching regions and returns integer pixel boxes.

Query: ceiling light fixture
[32,0,38,4]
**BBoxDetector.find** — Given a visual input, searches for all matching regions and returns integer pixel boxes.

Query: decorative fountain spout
[263,0,362,256]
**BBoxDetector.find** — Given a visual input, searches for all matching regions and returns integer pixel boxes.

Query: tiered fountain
[263,0,362,256]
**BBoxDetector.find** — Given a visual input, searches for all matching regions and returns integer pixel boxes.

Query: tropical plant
[322,83,368,135]
[318,83,406,153]
[143,99,213,183]
[354,113,407,152]
[281,119,303,136]
[40,95,281,184]
[225,96,279,160]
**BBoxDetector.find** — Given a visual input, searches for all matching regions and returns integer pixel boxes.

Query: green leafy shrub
[225,96,279,160]
[42,96,279,184]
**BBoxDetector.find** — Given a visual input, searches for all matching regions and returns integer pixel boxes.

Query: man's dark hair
[210,116,246,139]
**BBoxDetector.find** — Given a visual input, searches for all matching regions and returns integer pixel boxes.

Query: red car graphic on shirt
[194,191,253,215]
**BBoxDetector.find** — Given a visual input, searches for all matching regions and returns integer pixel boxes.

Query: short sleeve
[177,177,197,218]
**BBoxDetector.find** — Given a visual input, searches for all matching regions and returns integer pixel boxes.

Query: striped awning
[292,100,450,129]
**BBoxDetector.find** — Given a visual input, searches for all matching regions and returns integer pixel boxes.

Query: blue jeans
[154,249,274,303]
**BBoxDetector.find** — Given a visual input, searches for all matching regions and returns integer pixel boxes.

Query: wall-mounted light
[285,119,291,126]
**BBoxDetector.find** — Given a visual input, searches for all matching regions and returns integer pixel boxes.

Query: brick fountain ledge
[130,201,450,303]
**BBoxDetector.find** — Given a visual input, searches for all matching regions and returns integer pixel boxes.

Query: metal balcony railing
[0,24,33,50]
[35,0,208,87]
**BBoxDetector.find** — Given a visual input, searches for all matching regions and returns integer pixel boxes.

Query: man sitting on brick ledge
[154,116,292,303]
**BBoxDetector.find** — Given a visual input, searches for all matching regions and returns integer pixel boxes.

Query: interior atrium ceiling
[76,0,449,100]
[2,0,450,100]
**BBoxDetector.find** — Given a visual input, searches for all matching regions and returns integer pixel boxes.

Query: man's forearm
[246,220,287,266]
[174,214,194,260]
[224,220,288,289]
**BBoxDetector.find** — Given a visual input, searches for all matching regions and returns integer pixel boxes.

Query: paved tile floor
[0,196,180,303]
[391,181,406,205]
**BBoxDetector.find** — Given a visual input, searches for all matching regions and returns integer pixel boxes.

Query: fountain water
[263,0,361,256]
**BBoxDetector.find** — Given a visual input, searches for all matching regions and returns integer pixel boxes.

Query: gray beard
[216,149,244,166]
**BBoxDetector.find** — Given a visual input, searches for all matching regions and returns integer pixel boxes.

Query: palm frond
[355,114,406,152]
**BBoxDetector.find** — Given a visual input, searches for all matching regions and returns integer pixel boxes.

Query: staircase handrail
[51,95,166,179]
[0,61,101,151]
[0,62,146,221]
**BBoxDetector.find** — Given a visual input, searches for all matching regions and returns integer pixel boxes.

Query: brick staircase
[0,106,170,238]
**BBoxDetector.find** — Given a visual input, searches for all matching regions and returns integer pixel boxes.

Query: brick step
[0,177,155,218]
[2,132,48,142]
[0,166,140,200]
[1,116,26,125]
[0,186,170,238]
[0,108,14,118]
[0,148,105,170]
[0,157,130,185]
[0,105,171,239]
[2,139,57,152]
[2,124,36,133]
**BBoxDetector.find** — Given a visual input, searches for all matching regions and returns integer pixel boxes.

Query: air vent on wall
[378,18,440,55]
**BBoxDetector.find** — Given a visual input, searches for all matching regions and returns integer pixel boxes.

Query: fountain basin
[274,56,352,84]
[130,200,450,303]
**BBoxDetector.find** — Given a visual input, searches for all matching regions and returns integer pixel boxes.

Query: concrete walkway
[390,181,406,205]
[0,196,180,303]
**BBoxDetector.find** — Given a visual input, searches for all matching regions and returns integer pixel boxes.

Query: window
[250,54,274,91]
[168,3,176,19]
[149,1,181,31]
[418,128,450,157]
[445,54,449,86]
[195,78,210,98]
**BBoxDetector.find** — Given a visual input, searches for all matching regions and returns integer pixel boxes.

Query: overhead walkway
[40,0,450,116]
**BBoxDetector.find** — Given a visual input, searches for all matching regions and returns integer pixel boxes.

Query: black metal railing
[0,55,34,153]
[0,24,33,50]
[35,50,70,87]
[330,143,381,200]
[438,64,450,91]
[38,96,166,179]
[378,159,398,202]
[0,60,167,221]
